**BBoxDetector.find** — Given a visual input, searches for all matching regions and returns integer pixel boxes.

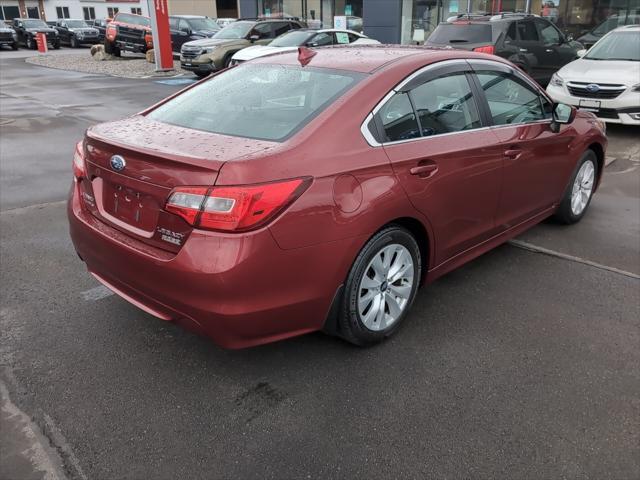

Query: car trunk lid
[81,115,277,253]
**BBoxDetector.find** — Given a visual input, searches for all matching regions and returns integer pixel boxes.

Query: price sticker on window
[336,32,350,44]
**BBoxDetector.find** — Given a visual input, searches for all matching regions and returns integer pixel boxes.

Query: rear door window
[272,22,291,37]
[378,93,420,142]
[516,20,539,41]
[251,23,272,39]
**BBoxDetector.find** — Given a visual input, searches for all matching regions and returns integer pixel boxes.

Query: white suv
[546,25,640,125]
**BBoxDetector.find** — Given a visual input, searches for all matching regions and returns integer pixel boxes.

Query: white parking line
[508,239,640,280]
[80,285,114,302]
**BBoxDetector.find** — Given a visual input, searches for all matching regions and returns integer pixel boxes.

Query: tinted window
[505,22,516,41]
[537,20,561,45]
[252,22,272,39]
[270,30,313,47]
[178,18,190,32]
[378,93,420,142]
[214,21,253,39]
[148,65,363,141]
[410,73,480,136]
[428,23,492,44]
[476,72,545,125]
[310,32,333,46]
[169,17,178,29]
[272,22,291,37]
[517,20,538,41]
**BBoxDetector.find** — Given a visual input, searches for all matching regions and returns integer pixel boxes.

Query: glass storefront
[257,0,364,30]
[401,0,640,44]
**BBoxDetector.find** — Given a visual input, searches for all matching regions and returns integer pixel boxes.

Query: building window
[56,6,70,19]
[107,7,119,18]
[0,6,21,21]
[131,7,142,15]
[83,7,96,20]
[27,6,40,18]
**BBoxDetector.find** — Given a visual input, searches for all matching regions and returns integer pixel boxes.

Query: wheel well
[382,217,430,280]
[588,142,605,183]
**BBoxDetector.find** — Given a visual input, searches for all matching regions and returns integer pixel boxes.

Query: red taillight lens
[165,178,309,232]
[72,140,86,179]
[473,45,495,55]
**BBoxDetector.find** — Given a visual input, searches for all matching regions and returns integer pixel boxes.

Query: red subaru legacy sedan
[68,46,607,348]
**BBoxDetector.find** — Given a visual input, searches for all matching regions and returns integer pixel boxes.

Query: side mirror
[576,48,587,57]
[550,103,576,132]
[182,28,192,35]
[306,41,318,47]
[566,34,574,42]
[249,34,260,42]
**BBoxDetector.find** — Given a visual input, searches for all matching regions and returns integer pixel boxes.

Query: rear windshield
[114,13,150,27]
[428,23,492,44]
[148,64,364,141]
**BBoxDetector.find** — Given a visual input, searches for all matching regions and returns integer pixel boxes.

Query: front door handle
[409,163,438,178]
[545,48,554,53]
[504,149,523,160]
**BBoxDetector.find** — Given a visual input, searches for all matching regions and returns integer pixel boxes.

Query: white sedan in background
[230,28,380,65]
[546,25,640,125]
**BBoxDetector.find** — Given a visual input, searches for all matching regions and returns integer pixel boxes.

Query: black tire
[339,225,421,346]
[26,36,35,50]
[194,71,209,79]
[104,39,115,54]
[224,54,234,68]
[113,46,121,57]
[53,41,60,50]
[11,42,18,51]
[553,150,598,224]
[70,35,78,48]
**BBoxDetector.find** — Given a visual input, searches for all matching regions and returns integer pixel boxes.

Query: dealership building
[238,0,640,42]
[1,0,638,42]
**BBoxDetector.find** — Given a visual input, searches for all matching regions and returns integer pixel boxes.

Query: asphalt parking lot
[1,55,639,480]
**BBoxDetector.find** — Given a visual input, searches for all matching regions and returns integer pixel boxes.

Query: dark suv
[12,18,60,50]
[426,13,583,86]
[169,15,220,53]
[180,19,305,77]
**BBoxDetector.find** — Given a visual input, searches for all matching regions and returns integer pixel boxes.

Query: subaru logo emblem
[110,155,126,172]
[586,83,600,93]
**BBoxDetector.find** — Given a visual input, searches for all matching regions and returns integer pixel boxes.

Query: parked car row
[0,14,237,52]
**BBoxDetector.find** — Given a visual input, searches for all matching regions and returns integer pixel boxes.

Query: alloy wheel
[357,243,414,331]
[570,159,595,216]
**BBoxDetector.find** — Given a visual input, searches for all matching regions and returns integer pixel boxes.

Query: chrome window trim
[360,58,554,148]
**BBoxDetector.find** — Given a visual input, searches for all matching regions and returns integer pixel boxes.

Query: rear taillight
[72,140,86,179]
[473,45,495,55]
[165,178,310,232]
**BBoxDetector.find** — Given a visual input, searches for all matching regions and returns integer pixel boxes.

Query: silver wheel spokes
[358,244,414,332]
[570,160,595,216]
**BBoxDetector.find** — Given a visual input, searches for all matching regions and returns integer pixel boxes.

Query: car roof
[616,24,640,31]
[251,44,499,74]
[443,12,539,24]
[170,15,212,19]
[281,28,361,34]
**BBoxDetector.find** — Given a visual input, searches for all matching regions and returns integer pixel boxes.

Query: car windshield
[428,23,492,44]
[213,21,253,39]
[585,31,640,61]
[148,64,364,141]
[270,30,313,47]
[187,17,220,31]
[114,13,150,27]
[23,20,47,28]
[66,20,89,28]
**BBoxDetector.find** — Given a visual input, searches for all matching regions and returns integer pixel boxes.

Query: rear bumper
[68,181,358,348]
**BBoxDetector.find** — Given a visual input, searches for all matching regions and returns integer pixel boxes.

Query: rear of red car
[68,62,369,348]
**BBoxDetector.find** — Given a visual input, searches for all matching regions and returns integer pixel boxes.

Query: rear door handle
[504,149,523,160]
[519,48,528,52]
[410,163,438,178]
[545,48,554,53]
